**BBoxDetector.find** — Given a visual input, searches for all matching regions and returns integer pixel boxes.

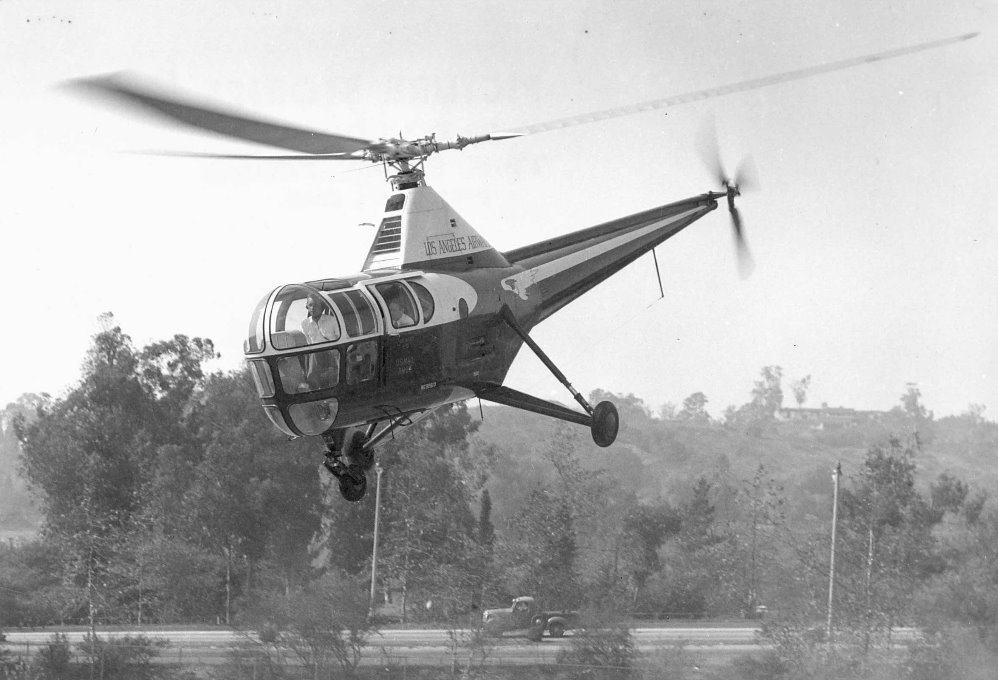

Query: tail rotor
[698,118,758,278]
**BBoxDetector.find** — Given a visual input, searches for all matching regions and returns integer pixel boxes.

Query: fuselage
[243,181,719,438]
[243,264,537,437]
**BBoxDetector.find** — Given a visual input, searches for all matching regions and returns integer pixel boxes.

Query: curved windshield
[244,290,275,354]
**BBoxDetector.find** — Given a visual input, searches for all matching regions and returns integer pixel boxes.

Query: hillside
[470,396,998,530]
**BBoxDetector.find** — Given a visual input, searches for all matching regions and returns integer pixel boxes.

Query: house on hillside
[776,404,885,430]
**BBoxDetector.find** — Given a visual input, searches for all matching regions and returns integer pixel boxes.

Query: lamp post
[369,463,383,619]
[827,461,841,646]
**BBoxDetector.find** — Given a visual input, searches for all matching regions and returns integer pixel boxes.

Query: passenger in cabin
[301,294,340,344]
[387,296,415,328]
[300,294,341,389]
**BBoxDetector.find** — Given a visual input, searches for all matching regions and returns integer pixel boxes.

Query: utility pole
[369,463,384,619]
[827,461,842,647]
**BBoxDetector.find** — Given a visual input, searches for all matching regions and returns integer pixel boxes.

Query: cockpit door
[370,280,442,390]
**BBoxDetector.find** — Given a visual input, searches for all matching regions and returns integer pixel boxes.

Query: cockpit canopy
[244,283,382,437]
[245,284,379,356]
[243,275,446,438]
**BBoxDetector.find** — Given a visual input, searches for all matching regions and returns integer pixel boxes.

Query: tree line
[3,319,998,679]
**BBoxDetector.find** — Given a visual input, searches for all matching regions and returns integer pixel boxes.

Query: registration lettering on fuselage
[422,233,491,257]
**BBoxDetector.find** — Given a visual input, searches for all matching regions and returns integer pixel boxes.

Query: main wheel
[547,621,566,638]
[591,400,619,447]
[338,469,368,502]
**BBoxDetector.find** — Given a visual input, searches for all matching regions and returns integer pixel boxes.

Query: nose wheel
[336,469,368,502]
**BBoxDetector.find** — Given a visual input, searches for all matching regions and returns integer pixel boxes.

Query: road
[1,626,918,668]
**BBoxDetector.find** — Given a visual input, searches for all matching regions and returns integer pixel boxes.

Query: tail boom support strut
[467,306,619,447]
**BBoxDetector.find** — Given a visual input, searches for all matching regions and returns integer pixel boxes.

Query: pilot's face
[306,296,322,319]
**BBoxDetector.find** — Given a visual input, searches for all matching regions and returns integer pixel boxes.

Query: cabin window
[270,287,341,348]
[277,349,341,394]
[248,359,275,398]
[346,341,377,385]
[376,282,419,329]
[288,399,339,436]
[331,290,378,337]
[409,281,435,323]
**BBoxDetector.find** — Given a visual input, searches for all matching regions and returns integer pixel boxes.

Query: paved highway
[1,626,918,668]
[3,626,763,665]
[4,626,763,646]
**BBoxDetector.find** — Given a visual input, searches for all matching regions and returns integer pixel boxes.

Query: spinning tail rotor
[698,118,759,278]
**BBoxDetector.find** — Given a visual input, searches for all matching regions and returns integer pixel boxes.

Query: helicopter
[70,32,975,501]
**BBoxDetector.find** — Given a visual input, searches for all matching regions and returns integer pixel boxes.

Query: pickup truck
[482,596,578,639]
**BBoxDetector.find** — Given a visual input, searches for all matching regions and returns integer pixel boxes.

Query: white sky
[1,0,995,419]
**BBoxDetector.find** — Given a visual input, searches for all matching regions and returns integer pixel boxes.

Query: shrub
[77,634,167,680]
[557,623,635,680]
[32,633,71,680]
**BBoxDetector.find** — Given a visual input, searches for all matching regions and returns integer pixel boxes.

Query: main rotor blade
[136,151,367,161]
[494,32,977,137]
[66,73,374,155]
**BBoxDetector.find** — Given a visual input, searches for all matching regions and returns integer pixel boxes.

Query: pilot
[301,294,340,344]
[388,296,415,328]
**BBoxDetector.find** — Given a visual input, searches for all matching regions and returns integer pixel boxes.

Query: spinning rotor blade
[67,73,373,155]
[138,151,365,160]
[494,32,977,138]
[730,204,755,279]
[696,117,759,190]
[697,116,757,278]
[696,115,727,187]
[734,156,759,193]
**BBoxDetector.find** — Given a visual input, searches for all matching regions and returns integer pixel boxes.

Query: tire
[591,400,619,447]
[548,621,566,638]
[339,470,367,502]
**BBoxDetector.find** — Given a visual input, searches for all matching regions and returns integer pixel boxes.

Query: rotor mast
[373,133,521,190]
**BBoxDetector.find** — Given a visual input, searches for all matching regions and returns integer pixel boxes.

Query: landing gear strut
[322,429,375,502]
[477,307,620,447]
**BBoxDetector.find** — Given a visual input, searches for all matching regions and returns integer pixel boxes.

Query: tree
[183,370,325,621]
[677,392,711,423]
[886,382,936,446]
[618,500,681,610]
[790,375,811,408]
[723,365,784,435]
[243,570,375,678]
[376,407,481,621]
[472,489,498,607]
[916,506,998,649]
[499,487,580,606]
[17,320,162,626]
[1,394,48,533]
[837,437,947,648]
[751,365,784,418]
[650,476,735,617]
[730,465,788,616]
